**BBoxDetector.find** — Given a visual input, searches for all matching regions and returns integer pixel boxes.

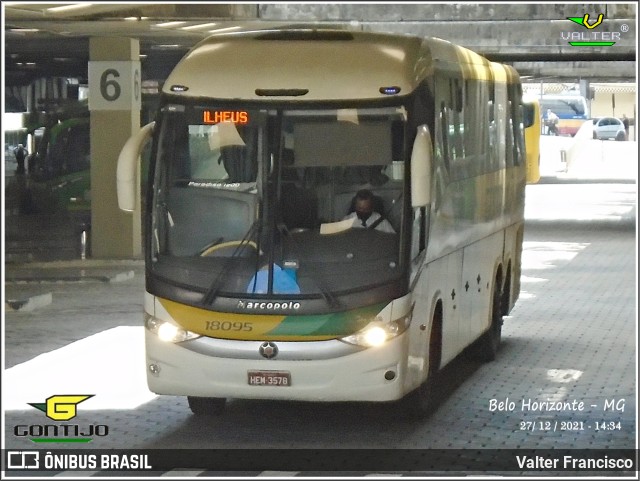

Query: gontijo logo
[28,394,93,421]
[14,394,109,443]
[562,13,627,47]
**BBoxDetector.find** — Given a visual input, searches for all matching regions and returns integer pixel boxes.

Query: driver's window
[411,206,426,260]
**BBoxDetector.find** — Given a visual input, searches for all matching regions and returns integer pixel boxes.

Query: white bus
[538,94,589,136]
[118,27,530,417]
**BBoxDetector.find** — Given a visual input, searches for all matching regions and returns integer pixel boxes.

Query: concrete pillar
[89,37,142,258]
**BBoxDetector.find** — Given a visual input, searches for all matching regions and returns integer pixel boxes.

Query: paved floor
[2,168,637,476]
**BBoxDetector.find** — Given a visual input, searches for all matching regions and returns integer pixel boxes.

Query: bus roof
[537,94,587,99]
[162,27,507,101]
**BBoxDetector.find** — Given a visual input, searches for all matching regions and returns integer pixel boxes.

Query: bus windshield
[539,96,588,118]
[149,103,408,304]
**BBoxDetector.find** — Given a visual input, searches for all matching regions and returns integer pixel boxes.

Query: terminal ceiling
[4,3,637,87]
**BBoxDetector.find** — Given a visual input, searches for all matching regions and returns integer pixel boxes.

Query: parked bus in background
[523,96,541,184]
[118,27,533,418]
[21,105,91,214]
[19,96,158,215]
[539,94,589,136]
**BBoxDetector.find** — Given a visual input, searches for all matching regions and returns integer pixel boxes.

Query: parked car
[592,117,627,141]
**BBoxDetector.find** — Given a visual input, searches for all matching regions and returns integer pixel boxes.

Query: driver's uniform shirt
[343,211,395,234]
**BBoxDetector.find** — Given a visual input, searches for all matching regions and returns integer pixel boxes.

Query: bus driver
[343,189,395,233]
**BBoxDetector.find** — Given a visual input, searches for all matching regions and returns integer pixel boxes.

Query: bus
[17,99,91,214]
[20,96,158,215]
[523,96,541,184]
[538,94,589,137]
[25,116,91,213]
[117,27,530,417]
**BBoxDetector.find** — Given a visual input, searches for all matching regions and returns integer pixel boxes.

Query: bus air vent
[255,89,309,97]
[255,30,354,41]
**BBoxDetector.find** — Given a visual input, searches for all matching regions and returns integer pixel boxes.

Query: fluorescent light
[181,22,219,31]
[155,21,187,28]
[47,3,94,13]
[10,28,40,33]
[208,26,242,34]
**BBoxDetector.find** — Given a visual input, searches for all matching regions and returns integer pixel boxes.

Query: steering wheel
[199,239,258,257]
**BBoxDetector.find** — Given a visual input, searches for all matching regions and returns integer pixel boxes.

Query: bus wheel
[476,280,503,362]
[187,396,226,416]
[401,303,442,418]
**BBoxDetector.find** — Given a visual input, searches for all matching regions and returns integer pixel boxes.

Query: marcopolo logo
[562,13,628,47]
[237,300,301,311]
[15,394,109,443]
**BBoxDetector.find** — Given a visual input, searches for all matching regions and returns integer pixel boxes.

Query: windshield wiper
[201,219,260,306]
[279,224,341,308]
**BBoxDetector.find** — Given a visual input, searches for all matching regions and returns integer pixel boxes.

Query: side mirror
[117,122,155,212]
[410,124,433,208]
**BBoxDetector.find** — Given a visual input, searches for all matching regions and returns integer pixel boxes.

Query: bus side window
[450,78,464,162]
[514,104,525,166]
[487,99,495,166]
[438,101,451,172]
[411,206,427,260]
[507,84,525,167]
[505,101,514,168]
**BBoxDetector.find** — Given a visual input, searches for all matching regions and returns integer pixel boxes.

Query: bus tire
[400,302,442,418]
[476,280,503,362]
[187,396,226,416]
[501,267,512,317]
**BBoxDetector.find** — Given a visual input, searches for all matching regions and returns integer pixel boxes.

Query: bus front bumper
[145,332,409,402]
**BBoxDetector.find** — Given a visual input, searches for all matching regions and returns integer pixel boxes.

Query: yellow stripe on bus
[157,297,337,341]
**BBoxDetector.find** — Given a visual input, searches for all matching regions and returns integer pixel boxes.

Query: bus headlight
[340,316,410,348]
[145,314,200,343]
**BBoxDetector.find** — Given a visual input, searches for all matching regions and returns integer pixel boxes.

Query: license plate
[248,370,291,387]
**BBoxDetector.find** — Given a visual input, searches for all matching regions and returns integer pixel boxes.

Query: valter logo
[562,13,623,47]
[14,394,109,443]
[567,13,604,29]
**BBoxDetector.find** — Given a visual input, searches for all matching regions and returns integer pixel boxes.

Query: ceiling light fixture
[181,22,219,31]
[47,4,94,13]
[155,21,187,28]
[208,26,242,34]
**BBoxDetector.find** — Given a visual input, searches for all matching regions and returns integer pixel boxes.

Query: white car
[592,117,627,141]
